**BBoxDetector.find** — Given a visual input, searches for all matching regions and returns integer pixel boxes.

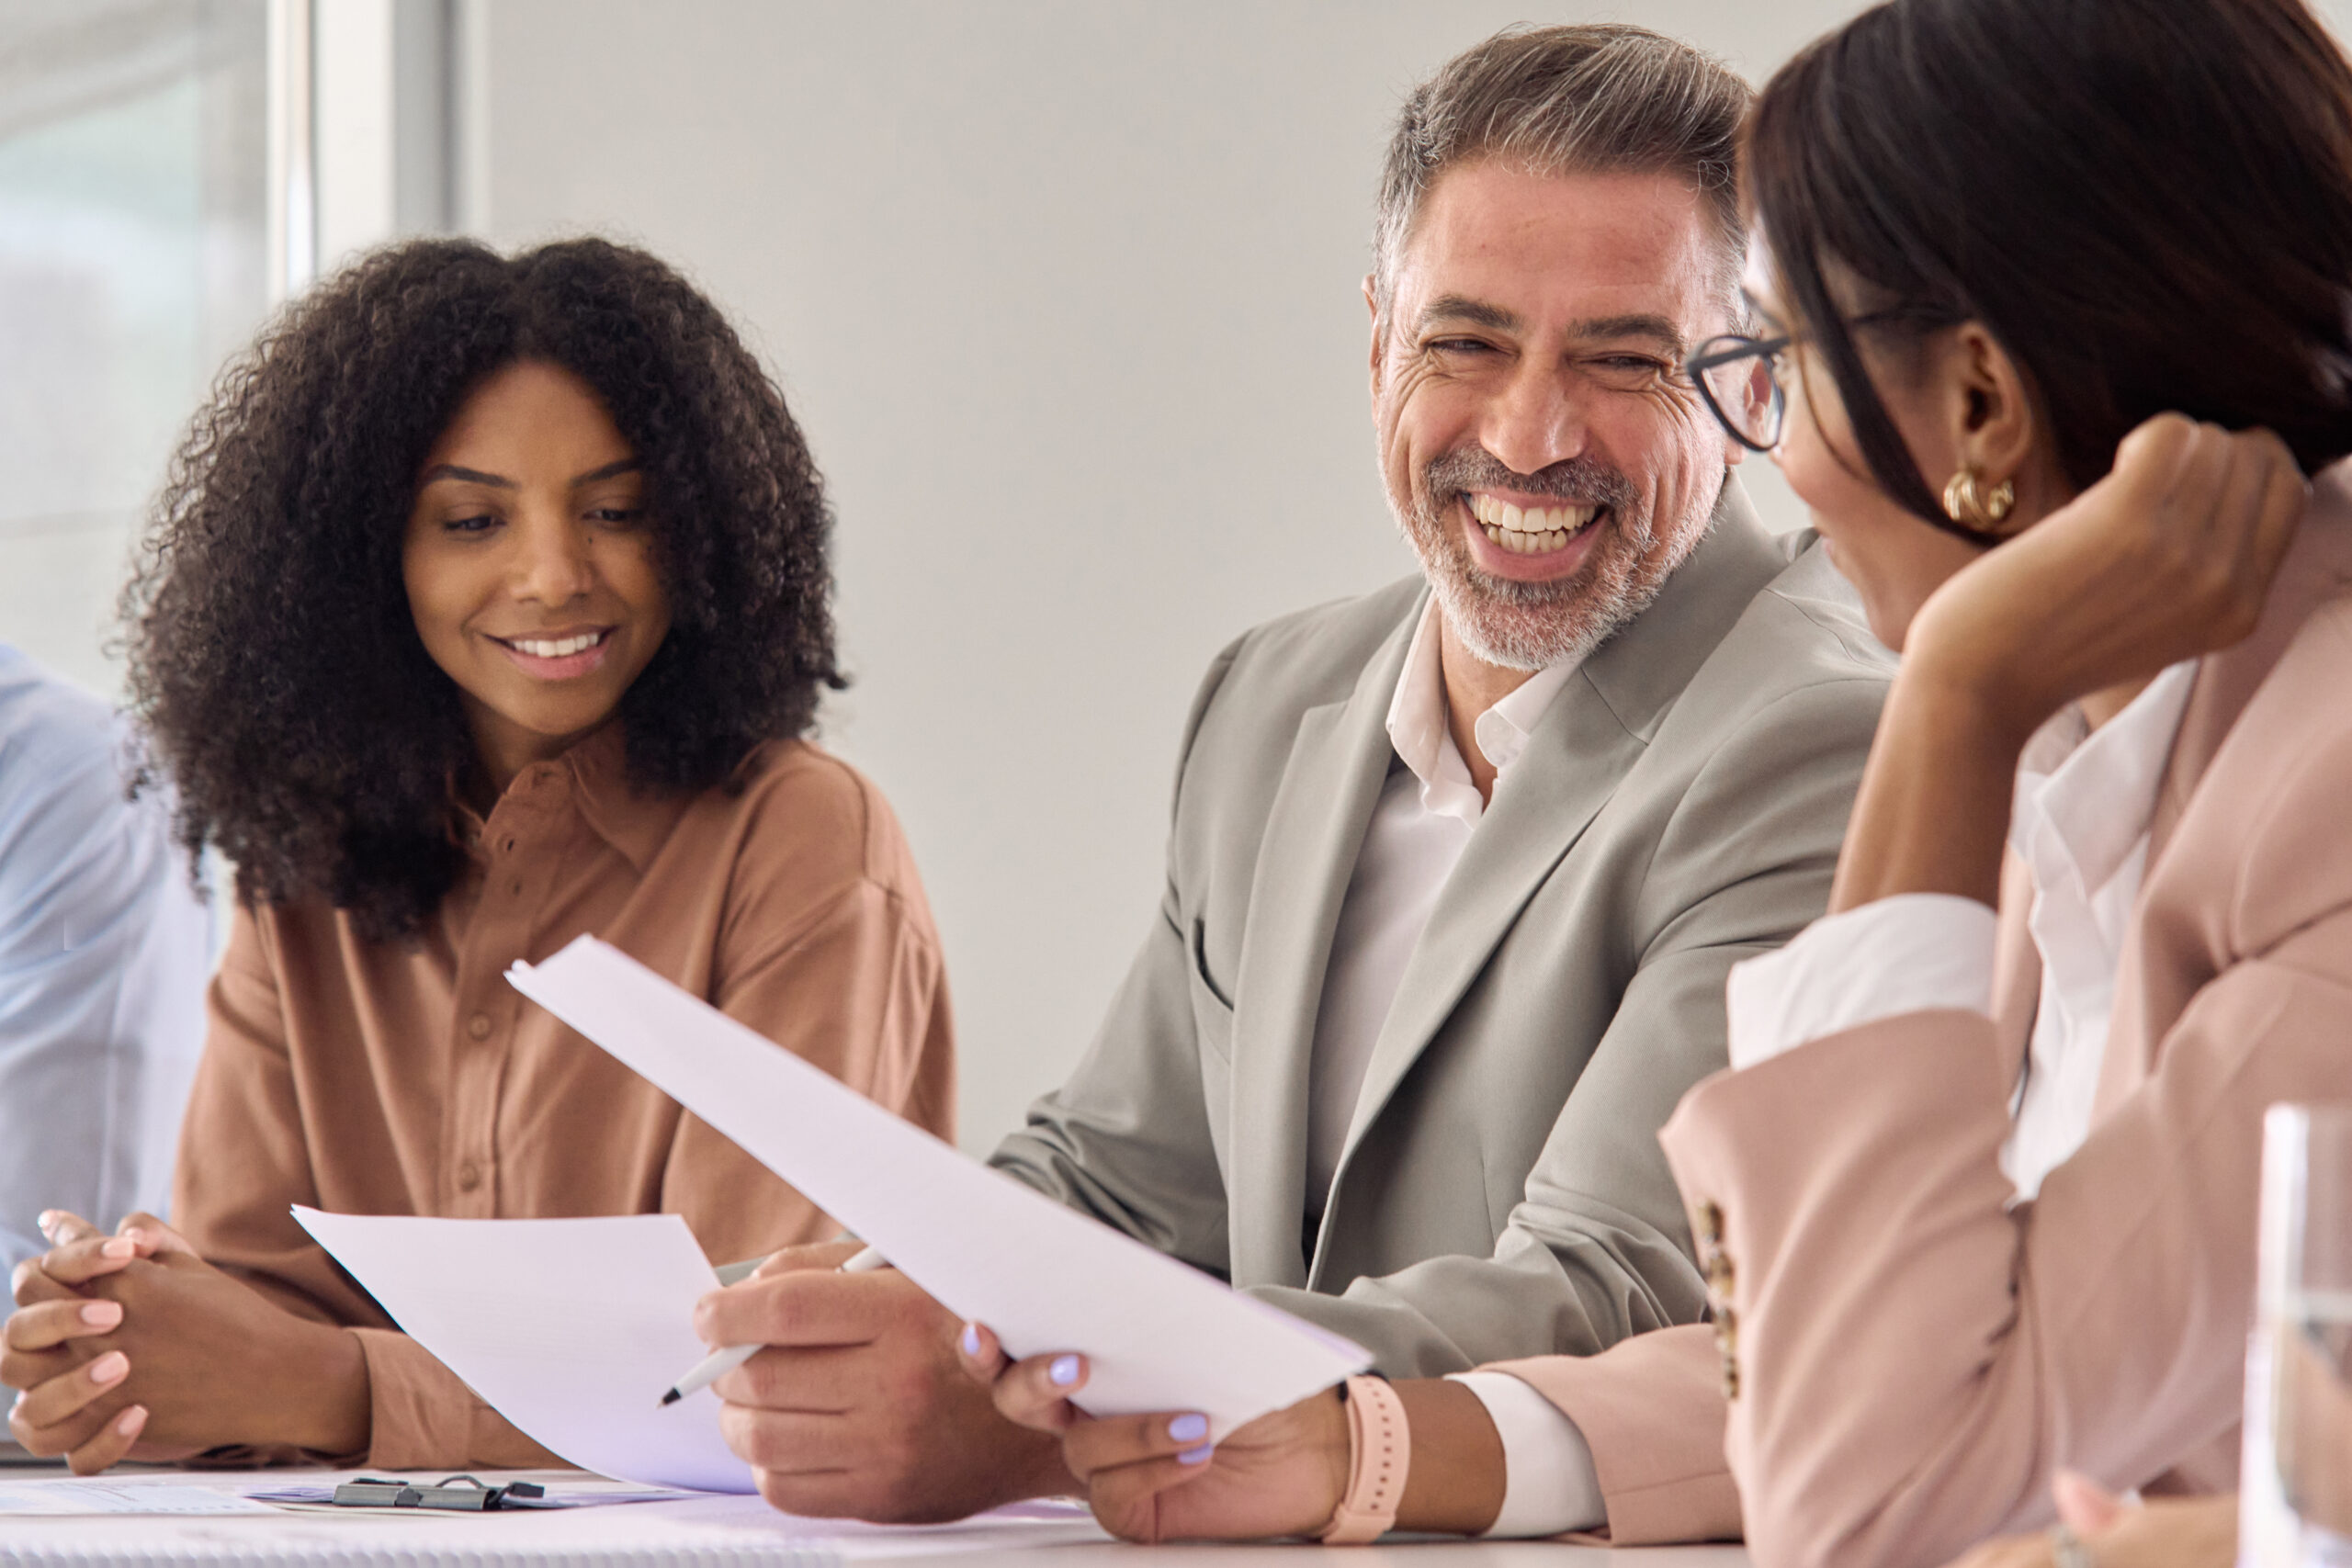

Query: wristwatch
[1318,1375,1411,1543]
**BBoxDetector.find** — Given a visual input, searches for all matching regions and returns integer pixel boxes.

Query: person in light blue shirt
[0,645,209,1271]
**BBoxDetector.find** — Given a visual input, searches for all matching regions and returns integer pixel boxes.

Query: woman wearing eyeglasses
[957,1,2352,1564]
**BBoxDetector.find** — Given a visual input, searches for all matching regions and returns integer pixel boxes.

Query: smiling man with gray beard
[695,23,1894,1530]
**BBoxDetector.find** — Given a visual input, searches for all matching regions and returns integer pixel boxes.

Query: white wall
[457,0,1874,1153]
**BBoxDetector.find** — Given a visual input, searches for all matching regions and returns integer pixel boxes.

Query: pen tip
[659,1390,682,1407]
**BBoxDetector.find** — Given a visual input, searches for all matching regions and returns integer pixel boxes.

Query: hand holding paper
[292,1209,753,1492]
[508,936,1368,1440]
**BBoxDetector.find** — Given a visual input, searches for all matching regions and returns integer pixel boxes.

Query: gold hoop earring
[1942,468,2016,532]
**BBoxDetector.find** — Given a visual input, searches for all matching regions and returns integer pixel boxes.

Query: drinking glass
[2245,1103,2352,1568]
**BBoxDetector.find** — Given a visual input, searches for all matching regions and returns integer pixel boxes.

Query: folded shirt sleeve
[353,1329,562,1471]
[1724,893,1998,1071]
[1447,1371,1606,1538]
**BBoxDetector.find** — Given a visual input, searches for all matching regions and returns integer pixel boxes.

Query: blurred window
[0,0,268,699]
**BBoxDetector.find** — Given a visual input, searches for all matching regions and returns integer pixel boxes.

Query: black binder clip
[330,1475,551,1511]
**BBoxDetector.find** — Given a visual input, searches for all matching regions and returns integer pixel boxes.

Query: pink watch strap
[1318,1375,1410,1543]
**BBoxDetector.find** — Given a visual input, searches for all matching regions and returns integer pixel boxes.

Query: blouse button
[467,1013,492,1042]
[457,1162,482,1193]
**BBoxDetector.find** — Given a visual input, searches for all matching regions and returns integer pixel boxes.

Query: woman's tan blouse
[172,729,955,1469]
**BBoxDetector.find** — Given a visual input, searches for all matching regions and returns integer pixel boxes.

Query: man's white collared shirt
[1304,597,1578,1213]
[1305,595,1599,1539]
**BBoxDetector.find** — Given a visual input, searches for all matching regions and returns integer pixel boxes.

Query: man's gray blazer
[990,480,1894,1375]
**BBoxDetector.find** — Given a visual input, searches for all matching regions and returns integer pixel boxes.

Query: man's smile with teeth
[1469,492,1602,554]
[497,630,611,658]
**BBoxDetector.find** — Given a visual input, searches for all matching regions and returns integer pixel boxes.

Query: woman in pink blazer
[963,1,2352,1563]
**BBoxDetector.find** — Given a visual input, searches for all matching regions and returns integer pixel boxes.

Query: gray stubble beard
[1395,447,1717,672]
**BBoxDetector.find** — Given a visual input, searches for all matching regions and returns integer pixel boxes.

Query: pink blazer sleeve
[1487,1323,1740,1543]
[1655,700,2352,1568]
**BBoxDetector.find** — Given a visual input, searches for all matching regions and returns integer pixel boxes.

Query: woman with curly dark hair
[0,236,955,1473]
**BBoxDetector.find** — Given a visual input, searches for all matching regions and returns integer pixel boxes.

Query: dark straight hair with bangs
[1747,0,2352,533]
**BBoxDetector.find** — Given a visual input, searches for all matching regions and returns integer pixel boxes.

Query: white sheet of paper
[292,1208,752,1492]
[0,1481,278,1516]
[508,936,1369,1439]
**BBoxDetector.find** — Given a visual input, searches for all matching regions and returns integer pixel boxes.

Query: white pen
[658,1244,888,1407]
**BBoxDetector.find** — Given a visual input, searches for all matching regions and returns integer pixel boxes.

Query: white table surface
[0,1470,1753,1563]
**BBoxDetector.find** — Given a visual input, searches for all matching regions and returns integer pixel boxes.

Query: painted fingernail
[1168,1413,1208,1444]
[1048,1355,1081,1387]
[116,1405,146,1438]
[959,1324,981,1359]
[1179,1443,1214,1465]
[88,1352,127,1386]
[99,1238,136,1260]
[79,1302,122,1329]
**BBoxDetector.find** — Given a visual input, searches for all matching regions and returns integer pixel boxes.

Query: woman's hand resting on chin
[1905,413,2307,746]
[1833,415,2309,916]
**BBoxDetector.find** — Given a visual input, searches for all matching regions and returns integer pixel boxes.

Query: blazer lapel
[1317,481,1792,1241]
[2150,488,2352,865]
[1223,601,1419,1289]
[2102,477,2352,1111]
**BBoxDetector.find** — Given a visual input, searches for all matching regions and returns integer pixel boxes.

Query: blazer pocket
[1190,915,1236,1011]
[1189,917,1238,1066]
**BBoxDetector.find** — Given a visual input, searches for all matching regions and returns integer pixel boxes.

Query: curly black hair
[123,236,845,941]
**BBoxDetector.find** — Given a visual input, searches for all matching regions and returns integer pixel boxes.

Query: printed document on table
[508,937,1369,1439]
[0,1480,278,1515]
[293,1208,752,1492]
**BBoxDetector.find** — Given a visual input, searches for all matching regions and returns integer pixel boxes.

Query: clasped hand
[2,1211,363,1472]
[4,1213,170,1471]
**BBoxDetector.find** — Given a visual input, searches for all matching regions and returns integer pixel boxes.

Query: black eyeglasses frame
[1685,333,1792,454]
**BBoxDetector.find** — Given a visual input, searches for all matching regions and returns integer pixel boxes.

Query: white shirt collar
[1384,596,1582,807]
[2009,659,2199,898]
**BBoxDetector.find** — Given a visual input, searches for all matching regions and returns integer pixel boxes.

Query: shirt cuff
[1447,1371,1606,1538]
[1725,893,1998,1071]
